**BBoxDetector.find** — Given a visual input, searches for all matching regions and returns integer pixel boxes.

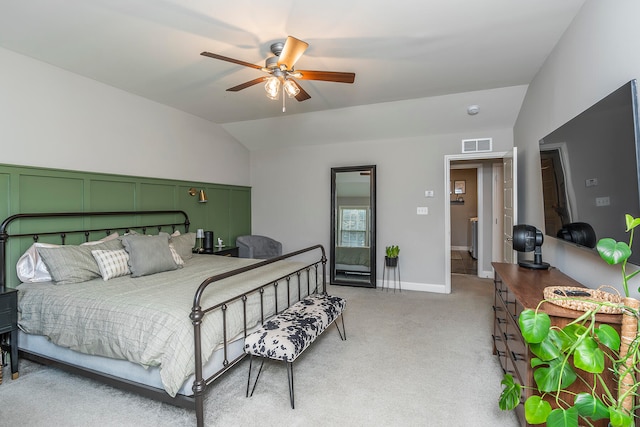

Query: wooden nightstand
[0,288,18,382]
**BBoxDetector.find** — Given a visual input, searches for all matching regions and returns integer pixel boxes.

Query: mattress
[18,254,315,396]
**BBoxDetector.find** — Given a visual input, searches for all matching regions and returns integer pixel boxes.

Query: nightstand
[210,246,239,257]
[0,288,18,382]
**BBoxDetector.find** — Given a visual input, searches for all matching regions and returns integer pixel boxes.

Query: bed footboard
[190,245,326,427]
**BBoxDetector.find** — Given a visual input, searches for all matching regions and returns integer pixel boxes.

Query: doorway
[450,164,480,276]
[443,150,516,293]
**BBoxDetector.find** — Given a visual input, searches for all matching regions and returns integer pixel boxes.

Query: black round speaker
[512,224,550,270]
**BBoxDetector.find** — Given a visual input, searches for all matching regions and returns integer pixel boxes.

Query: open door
[502,148,517,263]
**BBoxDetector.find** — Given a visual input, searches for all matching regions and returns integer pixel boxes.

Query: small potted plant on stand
[499,214,640,427]
[385,245,400,267]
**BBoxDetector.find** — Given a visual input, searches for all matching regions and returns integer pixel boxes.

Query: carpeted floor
[0,276,518,426]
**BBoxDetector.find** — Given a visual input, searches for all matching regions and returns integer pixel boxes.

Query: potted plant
[499,214,640,427]
[385,245,400,267]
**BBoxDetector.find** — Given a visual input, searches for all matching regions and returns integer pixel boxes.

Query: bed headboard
[0,210,190,291]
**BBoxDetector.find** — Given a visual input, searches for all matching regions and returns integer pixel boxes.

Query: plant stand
[382,257,401,293]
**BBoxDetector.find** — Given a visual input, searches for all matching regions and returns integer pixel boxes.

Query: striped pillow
[91,249,130,281]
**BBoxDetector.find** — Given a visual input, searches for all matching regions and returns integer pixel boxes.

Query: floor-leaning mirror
[330,165,376,288]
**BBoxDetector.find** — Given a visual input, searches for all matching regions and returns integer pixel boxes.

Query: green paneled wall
[0,163,251,287]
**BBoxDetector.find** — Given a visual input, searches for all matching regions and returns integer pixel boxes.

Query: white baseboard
[376,280,448,294]
[451,246,470,252]
[479,270,494,279]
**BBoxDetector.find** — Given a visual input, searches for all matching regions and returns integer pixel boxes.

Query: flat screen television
[539,80,640,265]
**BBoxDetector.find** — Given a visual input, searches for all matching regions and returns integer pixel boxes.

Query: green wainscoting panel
[229,188,251,242]
[0,163,251,288]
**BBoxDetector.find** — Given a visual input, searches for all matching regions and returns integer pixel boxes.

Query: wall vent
[462,138,492,153]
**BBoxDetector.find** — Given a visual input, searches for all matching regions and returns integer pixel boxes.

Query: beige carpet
[0,276,518,426]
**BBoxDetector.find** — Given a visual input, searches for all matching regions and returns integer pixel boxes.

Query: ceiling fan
[201,36,355,110]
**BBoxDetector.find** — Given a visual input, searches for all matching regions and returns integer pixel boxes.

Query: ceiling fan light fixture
[265,76,280,100]
[283,79,300,98]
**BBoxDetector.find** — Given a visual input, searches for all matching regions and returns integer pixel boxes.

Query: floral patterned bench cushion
[244,294,346,362]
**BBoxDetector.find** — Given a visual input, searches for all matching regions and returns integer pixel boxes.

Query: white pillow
[91,249,130,281]
[169,244,185,267]
[16,242,59,283]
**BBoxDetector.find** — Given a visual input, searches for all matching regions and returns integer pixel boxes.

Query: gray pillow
[37,239,123,285]
[121,234,178,277]
[169,232,196,260]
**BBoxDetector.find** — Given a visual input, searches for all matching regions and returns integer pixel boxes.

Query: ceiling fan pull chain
[282,91,286,113]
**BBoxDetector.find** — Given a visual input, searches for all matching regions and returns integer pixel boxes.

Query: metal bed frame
[0,210,326,426]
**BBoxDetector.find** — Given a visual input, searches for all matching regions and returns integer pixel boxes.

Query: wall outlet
[425,190,434,198]
[417,207,428,215]
[585,178,598,187]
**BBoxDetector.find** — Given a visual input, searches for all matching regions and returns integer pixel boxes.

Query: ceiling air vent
[462,138,492,153]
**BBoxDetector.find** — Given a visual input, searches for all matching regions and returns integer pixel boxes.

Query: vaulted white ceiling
[0,0,585,150]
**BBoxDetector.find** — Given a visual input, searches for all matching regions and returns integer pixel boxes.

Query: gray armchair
[236,235,283,259]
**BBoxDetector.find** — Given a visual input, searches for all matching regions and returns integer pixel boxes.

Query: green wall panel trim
[0,163,251,288]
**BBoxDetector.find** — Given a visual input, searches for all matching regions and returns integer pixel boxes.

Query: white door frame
[444,151,509,293]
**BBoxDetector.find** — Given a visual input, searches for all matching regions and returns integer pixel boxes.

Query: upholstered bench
[244,293,346,408]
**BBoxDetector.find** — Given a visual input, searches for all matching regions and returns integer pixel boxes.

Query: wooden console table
[492,262,622,427]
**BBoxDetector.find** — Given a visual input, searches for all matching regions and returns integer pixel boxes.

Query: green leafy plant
[385,245,400,258]
[499,214,640,427]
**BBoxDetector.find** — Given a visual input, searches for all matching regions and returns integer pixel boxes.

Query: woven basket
[543,285,624,314]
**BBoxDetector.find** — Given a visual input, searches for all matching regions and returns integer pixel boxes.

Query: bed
[0,210,326,427]
[334,246,370,274]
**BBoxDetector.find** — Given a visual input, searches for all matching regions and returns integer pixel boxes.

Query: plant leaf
[524,395,552,424]
[573,336,605,374]
[519,309,551,344]
[625,213,640,232]
[498,374,522,411]
[596,324,621,351]
[533,358,577,392]
[546,406,579,427]
[574,392,609,420]
[529,329,563,361]
[609,406,634,427]
[597,238,631,265]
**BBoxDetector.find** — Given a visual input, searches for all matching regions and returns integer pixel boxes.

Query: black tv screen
[539,80,640,265]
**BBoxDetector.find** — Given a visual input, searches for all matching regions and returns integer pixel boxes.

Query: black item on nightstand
[0,288,19,382]
[203,231,214,253]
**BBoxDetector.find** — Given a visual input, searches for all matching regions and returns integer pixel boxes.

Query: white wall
[0,47,249,186]
[250,128,514,292]
[514,0,640,298]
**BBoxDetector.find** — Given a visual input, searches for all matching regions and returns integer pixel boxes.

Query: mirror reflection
[331,165,376,288]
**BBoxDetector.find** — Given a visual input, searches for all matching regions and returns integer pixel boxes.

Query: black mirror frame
[330,165,376,288]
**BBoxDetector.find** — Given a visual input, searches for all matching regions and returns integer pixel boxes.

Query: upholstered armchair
[236,235,283,259]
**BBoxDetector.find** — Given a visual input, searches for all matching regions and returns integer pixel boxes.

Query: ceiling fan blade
[277,36,309,70]
[226,76,268,92]
[296,70,355,84]
[200,51,263,70]
[291,81,311,102]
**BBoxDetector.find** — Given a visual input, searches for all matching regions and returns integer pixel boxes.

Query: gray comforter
[18,255,314,396]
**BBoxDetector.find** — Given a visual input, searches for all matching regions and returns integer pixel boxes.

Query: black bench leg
[246,356,265,398]
[287,361,295,409]
[335,313,347,341]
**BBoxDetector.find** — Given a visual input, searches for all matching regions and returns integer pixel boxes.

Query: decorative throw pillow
[36,239,124,285]
[91,249,130,280]
[169,231,196,260]
[120,234,178,277]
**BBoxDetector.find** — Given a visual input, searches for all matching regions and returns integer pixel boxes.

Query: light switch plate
[417,207,428,215]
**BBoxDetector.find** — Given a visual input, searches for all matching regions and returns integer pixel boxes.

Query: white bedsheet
[18,255,316,396]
